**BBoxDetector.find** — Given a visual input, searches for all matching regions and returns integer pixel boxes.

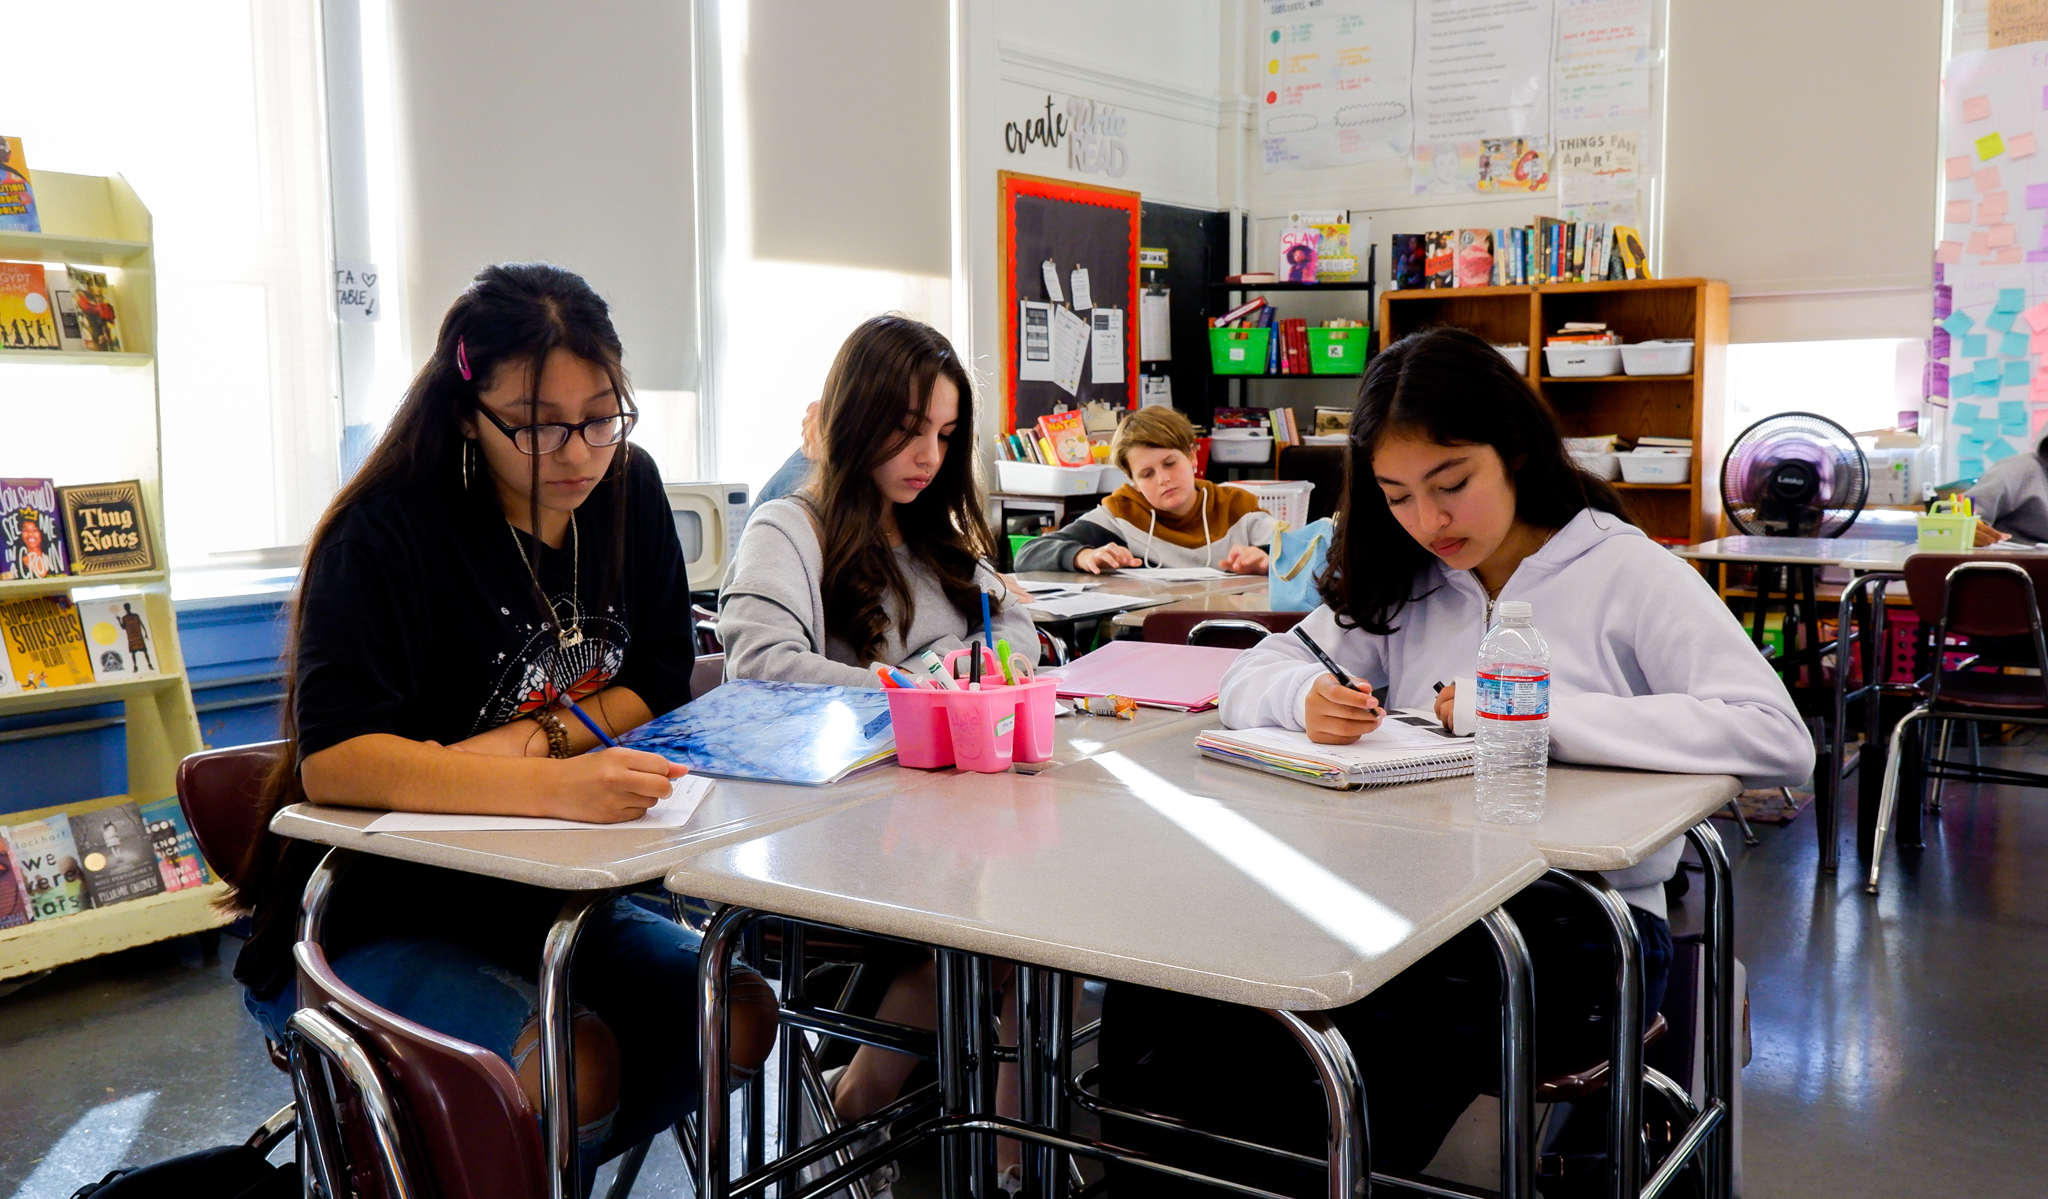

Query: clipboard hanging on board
[999,171,1141,433]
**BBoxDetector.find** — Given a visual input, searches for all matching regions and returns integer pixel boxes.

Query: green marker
[995,638,1017,684]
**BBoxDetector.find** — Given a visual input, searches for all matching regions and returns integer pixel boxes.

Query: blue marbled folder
[619,678,897,785]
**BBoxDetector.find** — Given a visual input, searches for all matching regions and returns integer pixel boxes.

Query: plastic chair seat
[1142,609,1303,647]
[1529,1013,1669,1104]
[1927,669,2048,713]
[176,740,288,890]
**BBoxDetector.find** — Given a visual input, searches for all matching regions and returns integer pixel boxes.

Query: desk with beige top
[1014,570,1267,636]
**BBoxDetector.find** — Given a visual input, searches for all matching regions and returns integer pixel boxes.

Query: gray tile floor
[3,748,2046,1197]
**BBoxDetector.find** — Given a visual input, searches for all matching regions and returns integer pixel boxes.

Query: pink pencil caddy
[886,649,1058,773]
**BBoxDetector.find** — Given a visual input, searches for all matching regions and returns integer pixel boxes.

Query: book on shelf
[1454,230,1494,289]
[76,595,160,683]
[70,801,166,908]
[1423,231,1454,288]
[1314,406,1352,437]
[1211,407,1270,430]
[1278,228,1320,283]
[0,262,60,351]
[1,477,70,579]
[1286,211,1357,282]
[1225,272,1277,285]
[1615,226,1651,279]
[10,816,85,921]
[0,135,38,233]
[139,797,210,891]
[0,826,32,929]
[1390,234,1428,290]
[1211,296,1268,327]
[67,267,122,352]
[58,480,157,575]
[1037,409,1093,467]
[1,593,94,689]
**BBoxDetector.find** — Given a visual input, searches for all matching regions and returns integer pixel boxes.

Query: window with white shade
[1,1,337,565]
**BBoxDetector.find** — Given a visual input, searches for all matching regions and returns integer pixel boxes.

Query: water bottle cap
[1498,600,1533,623]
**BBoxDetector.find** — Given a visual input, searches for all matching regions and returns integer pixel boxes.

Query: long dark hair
[807,314,996,664]
[226,262,636,918]
[1321,326,1632,635]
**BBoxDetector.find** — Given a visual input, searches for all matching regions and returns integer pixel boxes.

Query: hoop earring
[461,438,477,489]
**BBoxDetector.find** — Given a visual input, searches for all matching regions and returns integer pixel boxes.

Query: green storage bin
[1308,326,1368,375]
[1209,327,1271,375]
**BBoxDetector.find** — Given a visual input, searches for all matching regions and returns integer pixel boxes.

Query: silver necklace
[507,511,583,648]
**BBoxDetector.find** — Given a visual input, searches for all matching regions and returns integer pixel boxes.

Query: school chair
[1140,610,1303,648]
[693,651,726,699]
[1867,554,2048,893]
[177,741,292,1070]
[693,603,722,655]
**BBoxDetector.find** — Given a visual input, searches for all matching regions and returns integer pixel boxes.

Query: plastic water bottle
[1474,600,1551,824]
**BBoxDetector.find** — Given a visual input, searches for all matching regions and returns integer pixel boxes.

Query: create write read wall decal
[1003,93,1129,178]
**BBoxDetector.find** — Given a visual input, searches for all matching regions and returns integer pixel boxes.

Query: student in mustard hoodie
[1013,407,1276,574]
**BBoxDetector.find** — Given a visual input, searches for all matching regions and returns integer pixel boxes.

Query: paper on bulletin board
[1991,0,2048,48]
[1090,309,1125,385]
[1070,268,1094,312]
[1050,305,1090,396]
[1413,0,1553,145]
[1554,130,1640,223]
[1140,376,1173,408]
[1139,290,1172,361]
[1259,0,1414,172]
[1019,301,1054,382]
[1552,0,1652,133]
[1040,260,1065,304]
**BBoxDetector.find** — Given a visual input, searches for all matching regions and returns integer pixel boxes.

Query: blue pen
[561,695,620,748]
[980,588,993,652]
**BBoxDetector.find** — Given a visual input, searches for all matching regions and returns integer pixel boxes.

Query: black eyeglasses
[474,402,638,455]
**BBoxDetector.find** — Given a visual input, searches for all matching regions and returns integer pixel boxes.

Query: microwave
[665,481,750,590]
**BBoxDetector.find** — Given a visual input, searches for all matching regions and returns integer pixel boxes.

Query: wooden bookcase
[0,171,223,981]
[1377,278,1729,546]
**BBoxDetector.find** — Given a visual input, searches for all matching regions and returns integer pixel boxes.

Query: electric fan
[1719,412,1869,537]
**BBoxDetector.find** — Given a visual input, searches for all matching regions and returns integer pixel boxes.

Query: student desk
[667,772,1552,1199]
[1043,741,1739,1199]
[1106,587,1276,630]
[1014,570,1267,631]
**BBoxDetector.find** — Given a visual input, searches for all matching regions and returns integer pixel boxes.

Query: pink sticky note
[2034,407,2048,434]
[1978,166,2005,191]
[1947,199,1974,222]
[1937,239,1964,263]
[1991,224,2017,247]
[1998,246,2025,263]
[1982,190,2011,215]
[2032,328,2048,352]
[1948,155,1975,181]
[2026,302,2048,333]
[1965,95,1993,121]
[2012,132,2039,159]
[1970,230,1993,253]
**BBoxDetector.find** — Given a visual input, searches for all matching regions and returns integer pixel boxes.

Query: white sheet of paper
[1090,308,1125,384]
[364,774,713,833]
[1139,290,1172,360]
[1117,566,1231,580]
[1069,267,1094,311]
[1018,300,1054,381]
[1140,375,1173,408]
[1050,305,1090,395]
[1019,579,1100,594]
[1041,260,1066,303]
[1025,592,1143,619]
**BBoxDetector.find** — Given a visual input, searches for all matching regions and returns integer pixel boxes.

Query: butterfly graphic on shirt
[472,595,630,736]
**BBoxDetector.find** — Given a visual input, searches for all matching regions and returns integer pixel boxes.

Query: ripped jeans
[246,894,751,1193]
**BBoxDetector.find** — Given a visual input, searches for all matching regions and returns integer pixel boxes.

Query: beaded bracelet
[531,709,572,759]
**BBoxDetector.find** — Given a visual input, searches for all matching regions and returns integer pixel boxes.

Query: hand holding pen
[1293,626,1383,744]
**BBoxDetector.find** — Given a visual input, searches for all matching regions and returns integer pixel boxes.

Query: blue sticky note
[2002,331,2032,357]
[1988,437,2019,461]
[2005,361,2031,386]
[1959,435,1989,457]
[1955,401,1983,425]
[1944,311,1977,336]
[1978,416,2007,437]
[2001,399,2026,421]
[1963,333,1990,357]
[1979,378,2004,395]
[1960,457,1986,479]
[1997,287,2028,313]
[1988,309,2018,332]
[1976,357,2003,382]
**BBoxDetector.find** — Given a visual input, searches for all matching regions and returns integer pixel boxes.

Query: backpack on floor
[68,1145,298,1199]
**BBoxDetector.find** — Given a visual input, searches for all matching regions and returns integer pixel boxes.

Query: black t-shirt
[235,449,697,996]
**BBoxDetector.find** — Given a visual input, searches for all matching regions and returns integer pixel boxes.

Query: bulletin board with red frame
[998,170,1140,433]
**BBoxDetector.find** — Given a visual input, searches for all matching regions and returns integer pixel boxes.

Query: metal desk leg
[1482,908,1535,1199]
[1685,823,1735,1199]
[1268,1011,1368,1199]
[969,956,1000,1197]
[1015,965,1052,1199]
[1048,971,1075,1193]
[699,905,763,1199]
[778,920,810,1199]
[1549,870,1643,1199]
[935,949,974,1199]
[542,890,614,1199]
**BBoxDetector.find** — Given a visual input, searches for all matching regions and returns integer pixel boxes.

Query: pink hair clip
[456,336,472,381]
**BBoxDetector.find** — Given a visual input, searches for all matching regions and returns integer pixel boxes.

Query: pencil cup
[943,687,1019,772]
[1007,677,1059,764]
[883,677,1059,773]
[887,688,958,769]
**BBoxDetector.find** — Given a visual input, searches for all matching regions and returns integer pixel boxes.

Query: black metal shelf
[1213,373,1364,380]
[1208,281,1376,291]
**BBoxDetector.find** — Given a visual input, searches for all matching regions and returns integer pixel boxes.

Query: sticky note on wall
[1938,240,1964,264]
[1978,166,2004,191]
[1949,156,1976,180]
[2012,132,2039,158]
[1947,199,1973,223]
[1980,132,2008,159]
[1998,288,2027,312]
[1944,311,1976,336]
[1963,333,1989,357]
[2003,331,2031,357]
[1965,95,1993,121]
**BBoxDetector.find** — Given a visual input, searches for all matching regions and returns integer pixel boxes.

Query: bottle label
[1476,670,1549,721]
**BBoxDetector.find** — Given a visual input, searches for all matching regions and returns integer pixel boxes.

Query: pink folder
[1042,641,1244,711]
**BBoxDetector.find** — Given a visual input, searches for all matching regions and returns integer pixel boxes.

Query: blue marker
[980,588,994,652]
[561,695,619,748]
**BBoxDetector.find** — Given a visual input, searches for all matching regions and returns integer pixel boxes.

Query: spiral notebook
[1196,710,1474,790]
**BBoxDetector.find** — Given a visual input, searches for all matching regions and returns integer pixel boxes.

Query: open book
[1196,710,1473,789]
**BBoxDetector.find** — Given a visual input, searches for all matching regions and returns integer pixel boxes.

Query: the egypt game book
[70,802,167,907]
[0,261,58,350]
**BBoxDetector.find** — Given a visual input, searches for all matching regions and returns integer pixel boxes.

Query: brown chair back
[1902,553,2048,637]
[176,741,287,890]
[1142,609,1303,647]
[692,651,726,701]
[293,940,548,1199]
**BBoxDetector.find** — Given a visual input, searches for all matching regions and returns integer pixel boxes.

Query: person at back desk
[1967,433,2048,545]
[1012,406,1275,574]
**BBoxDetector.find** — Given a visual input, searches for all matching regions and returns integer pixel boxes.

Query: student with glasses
[227,262,778,1194]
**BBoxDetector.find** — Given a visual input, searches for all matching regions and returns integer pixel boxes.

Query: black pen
[1293,626,1377,706]
[1432,681,1446,694]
